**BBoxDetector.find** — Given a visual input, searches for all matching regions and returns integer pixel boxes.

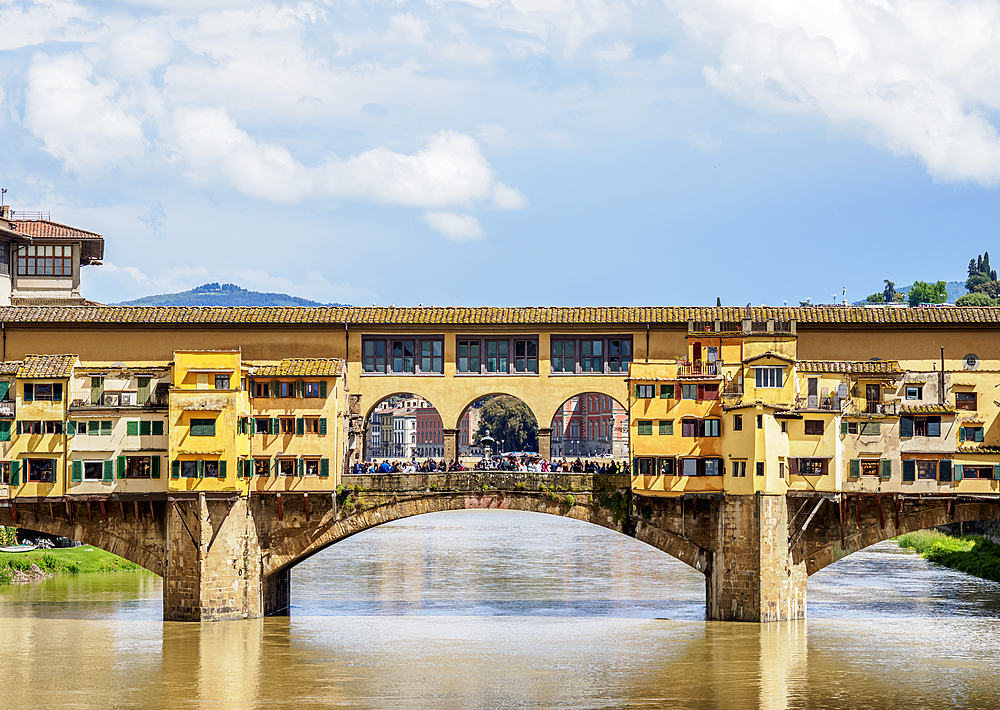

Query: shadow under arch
[259,490,712,585]
[801,497,1000,576]
[362,392,446,461]
[549,391,628,459]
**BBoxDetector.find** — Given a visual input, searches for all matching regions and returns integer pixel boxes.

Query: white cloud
[24,52,145,172]
[675,0,1000,186]
[423,211,484,241]
[594,42,632,61]
[493,183,529,209]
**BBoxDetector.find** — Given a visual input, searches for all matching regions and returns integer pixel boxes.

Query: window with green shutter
[900,417,914,437]
[139,420,151,436]
[319,418,327,435]
[270,418,280,435]
[10,460,19,486]
[152,456,160,479]
[993,464,1000,481]
[219,460,227,479]
[320,459,330,477]
[103,460,113,482]
[637,420,653,436]
[137,377,151,404]
[849,459,861,478]
[952,463,962,482]
[152,420,163,436]
[940,460,953,481]
[319,381,328,398]
[297,458,305,477]
[902,460,916,482]
[296,418,305,436]
[658,420,673,436]
[91,377,103,405]
[71,460,82,483]
[197,460,205,478]
[66,421,76,436]
[0,382,9,400]
[190,418,216,436]
[880,459,892,479]
[101,420,112,436]
[116,456,126,479]
[126,420,139,436]
[0,421,10,442]
[171,460,180,479]
[660,384,674,399]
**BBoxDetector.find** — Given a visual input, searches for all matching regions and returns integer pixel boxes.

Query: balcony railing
[794,395,842,411]
[0,400,14,417]
[677,361,719,376]
[846,398,899,416]
[722,382,744,396]
[71,390,166,408]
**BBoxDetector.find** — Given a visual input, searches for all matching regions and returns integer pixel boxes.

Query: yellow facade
[629,321,1000,496]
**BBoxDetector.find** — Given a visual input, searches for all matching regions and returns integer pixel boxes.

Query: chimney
[0,205,10,220]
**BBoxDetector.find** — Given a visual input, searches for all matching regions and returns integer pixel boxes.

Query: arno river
[2,510,999,709]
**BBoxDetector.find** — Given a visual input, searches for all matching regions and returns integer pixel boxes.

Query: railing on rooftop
[687,319,796,335]
[845,398,899,416]
[677,361,719,376]
[722,381,743,396]
[10,211,51,221]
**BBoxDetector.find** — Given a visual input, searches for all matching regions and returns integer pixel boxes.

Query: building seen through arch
[551,393,627,457]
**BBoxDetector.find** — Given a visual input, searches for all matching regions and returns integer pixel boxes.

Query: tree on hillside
[865,293,885,303]
[883,280,896,303]
[907,280,949,306]
[956,292,995,307]
[474,395,538,452]
[966,252,998,292]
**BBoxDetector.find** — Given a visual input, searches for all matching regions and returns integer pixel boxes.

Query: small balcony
[0,400,14,417]
[677,361,720,377]
[70,389,167,409]
[794,395,842,411]
[846,398,899,416]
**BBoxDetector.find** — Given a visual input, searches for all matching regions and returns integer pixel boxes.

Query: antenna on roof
[1,189,6,207]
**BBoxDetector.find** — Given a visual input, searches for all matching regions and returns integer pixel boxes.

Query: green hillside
[113,283,345,307]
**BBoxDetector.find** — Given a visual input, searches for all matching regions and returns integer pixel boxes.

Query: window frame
[25,458,55,483]
[362,336,445,375]
[955,392,977,411]
[905,386,922,401]
[125,456,152,479]
[189,418,216,437]
[754,366,784,389]
[549,336,633,375]
[803,420,824,436]
[16,244,73,277]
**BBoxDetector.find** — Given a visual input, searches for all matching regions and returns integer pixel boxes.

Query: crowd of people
[351,456,625,475]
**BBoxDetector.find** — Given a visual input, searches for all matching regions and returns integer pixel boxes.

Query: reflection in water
[0,510,998,709]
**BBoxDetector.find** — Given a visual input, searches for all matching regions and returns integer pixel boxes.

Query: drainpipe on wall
[940,347,945,405]
[645,323,649,363]
[2,321,6,362]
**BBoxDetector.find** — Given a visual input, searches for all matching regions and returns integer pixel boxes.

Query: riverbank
[0,546,143,586]
[896,529,1000,583]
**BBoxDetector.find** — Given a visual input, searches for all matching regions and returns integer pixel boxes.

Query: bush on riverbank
[896,529,1000,583]
[0,547,143,586]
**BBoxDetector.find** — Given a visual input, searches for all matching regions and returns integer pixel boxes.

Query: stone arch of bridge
[0,505,167,576]
[801,498,1000,576]
[258,492,711,582]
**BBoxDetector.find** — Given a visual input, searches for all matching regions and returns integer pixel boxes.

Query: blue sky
[1,0,999,306]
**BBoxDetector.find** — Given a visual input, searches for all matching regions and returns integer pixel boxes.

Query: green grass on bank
[895,529,1000,583]
[0,546,143,586]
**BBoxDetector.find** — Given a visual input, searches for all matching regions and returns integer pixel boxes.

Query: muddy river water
[2,509,999,709]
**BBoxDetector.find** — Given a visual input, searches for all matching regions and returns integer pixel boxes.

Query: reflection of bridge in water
[4,472,999,623]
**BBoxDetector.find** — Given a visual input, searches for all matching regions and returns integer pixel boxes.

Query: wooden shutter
[272,380,280,398]
[320,459,330,477]
[840,422,848,435]
[927,417,941,437]
[660,384,673,399]
[297,458,304,477]
[975,428,984,442]
[0,421,10,442]
[270,418,279,435]
[939,459,952,481]
[319,418,327,435]
[103,460,113,482]
[902,460,915,482]
[633,458,640,475]
[219,460,227,479]
[152,456,160,479]
[101,420,111,436]
[296,418,305,436]
[849,459,860,478]
[23,384,33,402]
[71,460,82,483]
[880,459,891,479]
[0,382,8,400]
[959,427,966,442]
[137,377,151,404]
[197,460,204,478]
[634,385,641,398]
[52,383,62,402]
[10,460,19,486]
[319,381,327,398]
[66,420,76,436]
[900,417,913,437]
[171,460,180,479]
[952,463,963,482]
[117,456,126,479]
[273,459,280,476]
[993,464,1000,481]
[789,458,799,476]
[152,421,163,436]
[15,420,20,435]
[140,420,151,436]
[127,420,139,436]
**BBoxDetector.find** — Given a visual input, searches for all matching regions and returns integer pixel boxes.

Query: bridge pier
[537,428,552,461]
[707,494,806,622]
[443,429,458,461]
[163,493,263,622]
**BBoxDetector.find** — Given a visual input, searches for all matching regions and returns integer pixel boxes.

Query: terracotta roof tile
[0,362,21,376]
[249,359,344,377]
[796,360,904,374]
[900,403,956,414]
[11,220,101,240]
[1,305,1000,326]
[722,399,790,411]
[17,354,77,378]
[957,445,1000,454]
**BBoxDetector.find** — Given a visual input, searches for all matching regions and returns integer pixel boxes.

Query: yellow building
[630,319,1000,496]
[168,351,251,493]
[247,358,346,492]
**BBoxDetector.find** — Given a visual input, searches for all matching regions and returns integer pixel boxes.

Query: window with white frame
[755,367,783,388]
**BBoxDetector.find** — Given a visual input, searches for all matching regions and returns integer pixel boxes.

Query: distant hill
[114,283,345,307]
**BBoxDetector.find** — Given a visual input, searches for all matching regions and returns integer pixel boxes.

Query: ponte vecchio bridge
[0,304,999,622]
